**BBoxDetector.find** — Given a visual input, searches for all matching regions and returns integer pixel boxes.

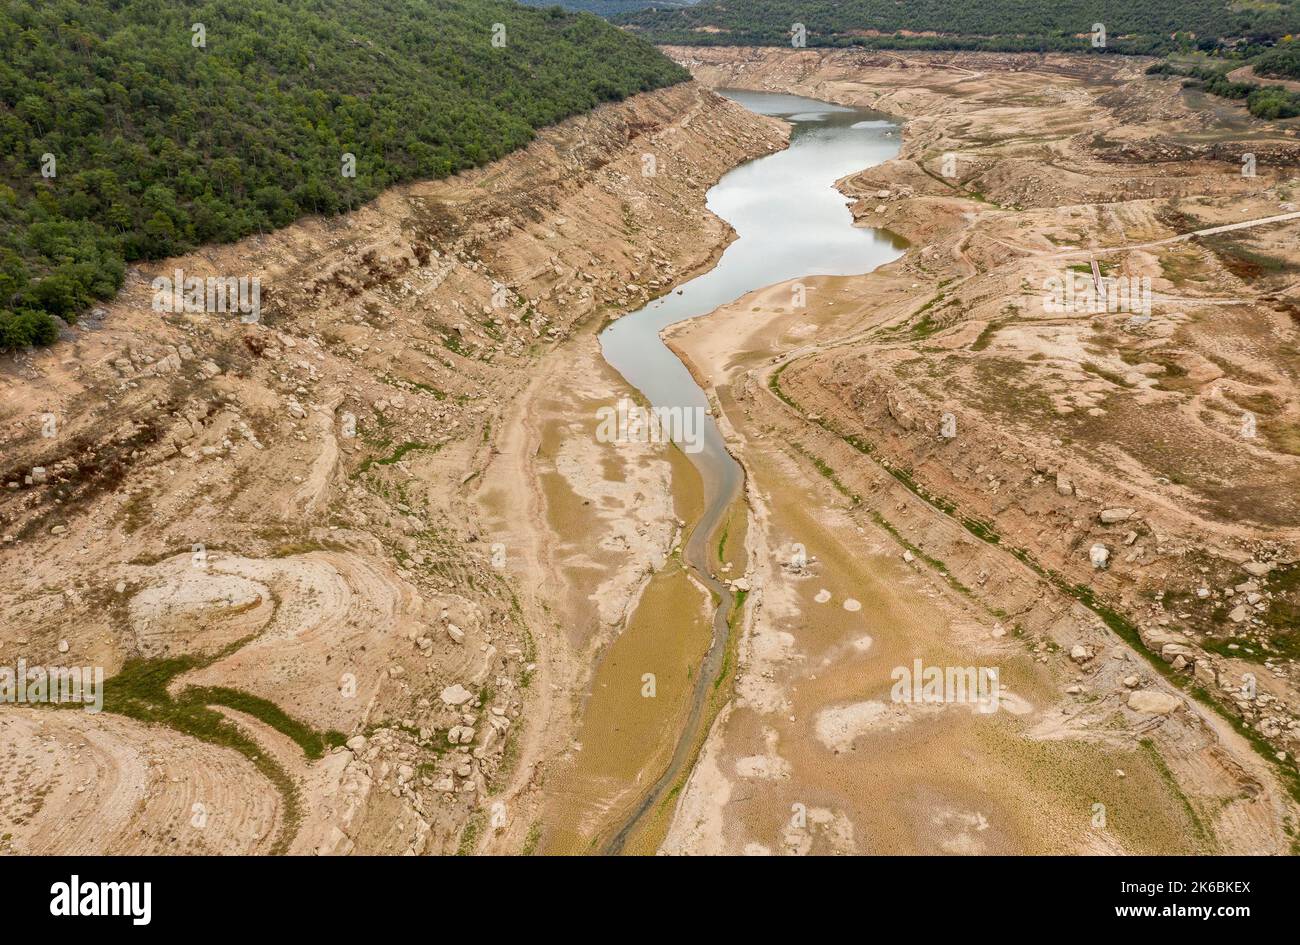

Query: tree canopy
[1254,41,1300,80]
[0,0,688,350]
[617,0,1300,55]
[517,0,698,16]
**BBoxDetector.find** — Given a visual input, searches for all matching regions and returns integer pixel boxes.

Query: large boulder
[1138,625,1191,652]
[440,683,473,707]
[1161,643,1198,663]
[1127,690,1182,715]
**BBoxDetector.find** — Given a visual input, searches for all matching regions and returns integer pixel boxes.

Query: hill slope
[1254,42,1300,80]
[0,0,688,349]
[516,0,698,17]
[618,0,1300,54]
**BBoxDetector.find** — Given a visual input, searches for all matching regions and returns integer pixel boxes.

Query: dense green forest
[518,0,697,17]
[0,0,688,351]
[1253,41,1300,80]
[618,0,1300,55]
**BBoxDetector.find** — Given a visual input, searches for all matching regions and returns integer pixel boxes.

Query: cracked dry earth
[655,47,1300,854]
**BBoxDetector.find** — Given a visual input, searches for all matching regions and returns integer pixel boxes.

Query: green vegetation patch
[94,652,346,853]
[1148,59,1300,119]
[1253,40,1300,80]
[0,0,688,349]
[354,440,440,476]
[619,1,1300,56]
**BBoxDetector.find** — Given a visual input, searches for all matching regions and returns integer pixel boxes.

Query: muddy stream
[592,91,906,851]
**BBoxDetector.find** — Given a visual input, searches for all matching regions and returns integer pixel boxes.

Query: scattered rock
[1139,625,1191,651]
[1127,690,1182,715]
[440,683,473,706]
[448,725,475,745]
[1160,639,1196,661]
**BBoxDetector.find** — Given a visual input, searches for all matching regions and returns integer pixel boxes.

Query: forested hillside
[0,0,688,350]
[618,0,1300,54]
[1254,42,1300,80]
[517,0,697,16]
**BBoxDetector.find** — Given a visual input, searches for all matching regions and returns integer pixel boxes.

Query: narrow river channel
[595,90,907,851]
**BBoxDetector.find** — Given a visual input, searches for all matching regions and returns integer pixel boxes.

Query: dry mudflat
[6,45,1300,857]
[0,83,785,855]
[656,46,1300,854]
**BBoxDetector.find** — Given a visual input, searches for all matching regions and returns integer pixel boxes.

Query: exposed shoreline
[651,46,1300,855]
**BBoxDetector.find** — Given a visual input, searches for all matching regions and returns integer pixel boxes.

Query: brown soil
[0,82,784,856]
[655,45,1300,855]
